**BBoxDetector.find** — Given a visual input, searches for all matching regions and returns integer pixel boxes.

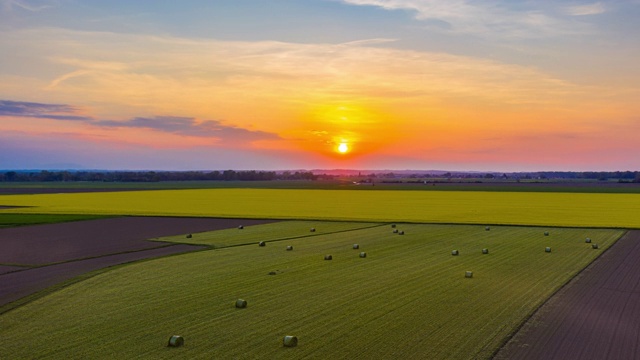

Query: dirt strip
[495,230,640,360]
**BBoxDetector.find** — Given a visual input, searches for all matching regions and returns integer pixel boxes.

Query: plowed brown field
[496,230,640,360]
[0,217,276,309]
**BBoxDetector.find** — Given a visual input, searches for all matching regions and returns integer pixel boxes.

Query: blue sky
[1,0,639,170]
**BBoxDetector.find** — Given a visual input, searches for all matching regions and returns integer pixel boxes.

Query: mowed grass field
[0,222,623,359]
[1,188,640,228]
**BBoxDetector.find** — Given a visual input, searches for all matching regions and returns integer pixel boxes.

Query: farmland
[0,185,636,358]
[496,230,640,359]
[0,213,109,228]
[0,221,623,359]
[1,188,640,228]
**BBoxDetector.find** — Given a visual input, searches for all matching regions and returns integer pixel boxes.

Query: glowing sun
[338,142,349,154]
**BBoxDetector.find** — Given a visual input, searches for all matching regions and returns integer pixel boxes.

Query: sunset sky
[1,0,639,171]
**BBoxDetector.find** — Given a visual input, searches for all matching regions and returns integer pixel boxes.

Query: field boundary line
[3,211,639,230]
[152,222,389,249]
[0,244,209,316]
[0,263,35,269]
[0,243,207,274]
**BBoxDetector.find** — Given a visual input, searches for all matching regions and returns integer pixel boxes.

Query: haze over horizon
[1,1,639,172]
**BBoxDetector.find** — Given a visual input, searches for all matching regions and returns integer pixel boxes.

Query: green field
[157,220,383,248]
[0,222,622,359]
[1,188,639,228]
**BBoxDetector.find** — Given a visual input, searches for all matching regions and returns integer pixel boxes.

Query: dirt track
[495,230,640,360]
[0,217,276,309]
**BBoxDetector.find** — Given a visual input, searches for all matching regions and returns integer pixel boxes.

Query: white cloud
[339,0,593,38]
[565,2,606,16]
[0,0,56,12]
[0,27,587,113]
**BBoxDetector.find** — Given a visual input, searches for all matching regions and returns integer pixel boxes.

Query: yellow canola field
[1,189,638,228]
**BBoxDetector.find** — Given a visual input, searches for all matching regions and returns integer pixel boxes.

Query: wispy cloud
[0,100,92,121]
[1,27,632,165]
[0,99,279,144]
[0,27,603,138]
[0,0,56,12]
[94,116,279,141]
[0,27,590,112]
[565,2,606,16]
[339,0,596,38]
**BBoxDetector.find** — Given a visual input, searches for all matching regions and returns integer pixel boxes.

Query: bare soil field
[0,217,274,265]
[0,217,277,310]
[495,230,640,360]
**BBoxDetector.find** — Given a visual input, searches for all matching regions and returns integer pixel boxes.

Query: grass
[1,188,640,228]
[157,220,383,248]
[0,222,624,359]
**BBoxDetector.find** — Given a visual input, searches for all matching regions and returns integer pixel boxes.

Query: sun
[337,142,349,154]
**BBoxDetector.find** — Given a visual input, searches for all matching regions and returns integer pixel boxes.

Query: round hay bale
[359,252,367,258]
[452,250,459,256]
[168,335,184,347]
[392,229,398,234]
[324,255,332,260]
[482,248,489,254]
[186,234,192,239]
[585,238,592,243]
[398,230,405,235]
[283,335,298,347]
[310,228,316,232]
[235,299,247,308]
[465,271,473,278]
[545,247,552,253]
[544,231,549,236]
[391,224,396,228]
[592,243,599,249]
[353,244,359,249]
[485,226,490,231]
[268,271,277,275]
[259,241,266,247]
[238,225,244,230]
[286,245,293,251]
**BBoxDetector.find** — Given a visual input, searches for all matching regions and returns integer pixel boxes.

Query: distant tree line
[359,171,640,182]
[535,171,639,181]
[0,170,318,182]
[1,170,639,183]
